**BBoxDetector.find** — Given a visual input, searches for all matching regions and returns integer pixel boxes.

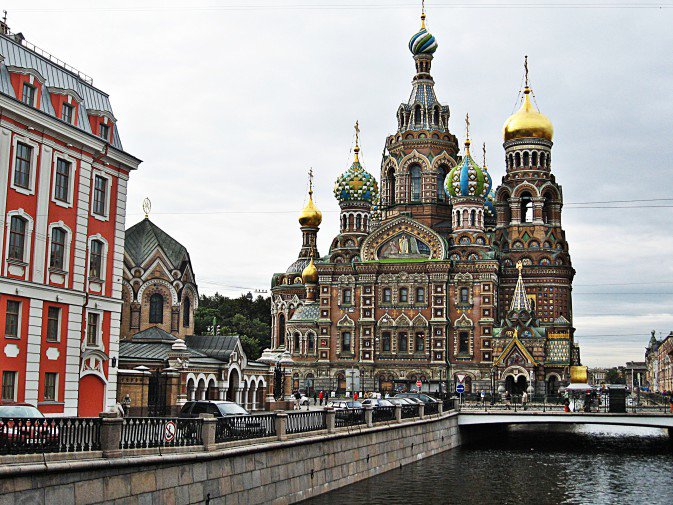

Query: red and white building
[0,24,141,416]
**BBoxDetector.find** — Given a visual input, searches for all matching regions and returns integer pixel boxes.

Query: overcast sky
[7,1,673,367]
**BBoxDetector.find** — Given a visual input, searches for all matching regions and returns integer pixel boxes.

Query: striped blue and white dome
[408,28,437,55]
[445,143,492,198]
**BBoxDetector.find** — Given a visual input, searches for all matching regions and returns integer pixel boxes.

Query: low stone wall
[0,412,461,504]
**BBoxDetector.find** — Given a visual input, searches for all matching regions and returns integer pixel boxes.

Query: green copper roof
[125,218,189,268]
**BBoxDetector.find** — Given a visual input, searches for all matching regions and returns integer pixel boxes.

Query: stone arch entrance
[547,375,560,395]
[227,368,240,404]
[196,378,206,400]
[505,375,528,395]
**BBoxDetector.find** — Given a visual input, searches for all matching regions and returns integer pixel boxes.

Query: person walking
[480,389,486,407]
[319,390,324,406]
[505,391,512,410]
[563,395,570,413]
[521,390,528,411]
[313,392,317,406]
[293,391,301,410]
[669,391,673,414]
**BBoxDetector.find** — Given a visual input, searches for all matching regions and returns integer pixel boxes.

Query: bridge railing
[0,403,457,457]
[0,417,101,455]
[120,417,203,449]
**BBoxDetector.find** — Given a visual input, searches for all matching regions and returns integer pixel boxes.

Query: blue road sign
[456,384,465,394]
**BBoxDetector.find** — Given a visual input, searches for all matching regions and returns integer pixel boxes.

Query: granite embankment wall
[0,411,463,505]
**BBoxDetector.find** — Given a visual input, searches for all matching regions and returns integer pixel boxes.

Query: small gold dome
[298,193,322,227]
[503,87,554,142]
[302,258,318,284]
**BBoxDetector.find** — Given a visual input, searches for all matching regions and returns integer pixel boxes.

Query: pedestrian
[505,391,512,410]
[480,389,486,406]
[353,391,358,401]
[293,390,301,410]
[669,392,673,414]
[563,395,570,413]
[319,390,324,406]
[313,392,317,405]
[521,390,528,411]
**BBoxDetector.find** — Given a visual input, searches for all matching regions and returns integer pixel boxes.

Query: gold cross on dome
[350,177,364,190]
[483,142,487,167]
[308,167,314,196]
[354,120,360,149]
[465,113,470,140]
[524,55,529,88]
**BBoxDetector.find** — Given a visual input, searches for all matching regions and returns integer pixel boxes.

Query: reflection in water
[303,425,673,505]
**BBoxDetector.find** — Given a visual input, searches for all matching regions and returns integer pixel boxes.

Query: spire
[482,142,487,168]
[464,113,471,153]
[421,0,426,28]
[510,260,532,312]
[298,168,322,227]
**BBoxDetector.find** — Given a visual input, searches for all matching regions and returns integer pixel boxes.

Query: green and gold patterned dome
[334,127,379,204]
[445,139,491,198]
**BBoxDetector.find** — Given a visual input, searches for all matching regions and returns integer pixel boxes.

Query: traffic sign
[164,421,177,443]
[456,384,465,394]
[456,374,466,383]
[416,380,422,388]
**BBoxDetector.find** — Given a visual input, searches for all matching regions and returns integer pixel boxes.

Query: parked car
[387,397,415,406]
[395,393,440,404]
[0,402,59,449]
[326,400,363,410]
[360,398,394,408]
[179,401,250,418]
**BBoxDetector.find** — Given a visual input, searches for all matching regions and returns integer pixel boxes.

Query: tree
[606,367,625,385]
[194,293,271,360]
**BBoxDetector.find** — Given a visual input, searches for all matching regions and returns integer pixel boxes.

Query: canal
[303,425,673,504]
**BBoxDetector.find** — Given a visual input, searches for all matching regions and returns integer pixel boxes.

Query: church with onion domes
[270,7,580,397]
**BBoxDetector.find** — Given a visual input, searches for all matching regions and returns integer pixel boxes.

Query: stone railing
[0,403,450,459]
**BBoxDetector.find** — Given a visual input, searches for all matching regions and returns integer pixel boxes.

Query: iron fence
[372,406,396,423]
[335,408,366,428]
[0,417,101,455]
[424,402,439,415]
[401,405,419,419]
[216,414,276,442]
[286,411,327,434]
[120,417,203,449]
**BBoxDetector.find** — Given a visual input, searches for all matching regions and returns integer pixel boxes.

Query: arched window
[149,293,164,323]
[433,107,440,126]
[386,167,396,205]
[383,287,392,303]
[348,214,354,231]
[410,165,422,202]
[532,151,538,166]
[278,313,286,347]
[49,227,66,270]
[308,334,315,352]
[398,332,408,352]
[470,210,476,226]
[515,152,521,167]
[415,287,425,304]
[414,105,422,126]
[8,216,27,261]
[363,215,368,231]
[382,331,391,352]
[540,152,546,167]
[399,288,409,303]
[437,165,448,202]
[523,152,530,167]
[508,154,514,169]
[542,190,554,224]
[520,191,533,223]
[415,332,425,352]
[355,214,362,230]
[456,210,461,227]
[341,331,352,352]
[183,296,191,327]
[293,332,300,353]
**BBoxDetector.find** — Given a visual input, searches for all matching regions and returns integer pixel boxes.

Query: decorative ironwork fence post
[275,411,287,441]
[99,412,123,458]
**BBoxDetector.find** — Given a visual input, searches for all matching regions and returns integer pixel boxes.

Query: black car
[395,393,439,404]
[179,401,268,438]
[179,401,250,418]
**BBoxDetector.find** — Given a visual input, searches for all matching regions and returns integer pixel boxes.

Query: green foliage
[606,367,626,384]
[195,293,271,360]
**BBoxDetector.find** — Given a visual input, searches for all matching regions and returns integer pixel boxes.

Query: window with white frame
[61,103,74,124]
[22,83,36,106]
[89,239,103,279]
[54,158,72,204]
[5,300,21,339]
[99,123,110,141]
[8,216,27,261]
[49,227,66,270]
[13,142,32,190]
[87,312,100,346]
[92,174,109,217]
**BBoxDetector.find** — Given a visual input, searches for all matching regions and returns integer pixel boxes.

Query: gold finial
[513,327,519,339]
[464,113,471,152]
[482,142,487,167]
[354,120,360,162]
[421,0,426,28]
[142,197,151,219]
[516,260,523,273]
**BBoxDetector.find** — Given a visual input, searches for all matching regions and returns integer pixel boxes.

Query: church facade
[270,11,579,397]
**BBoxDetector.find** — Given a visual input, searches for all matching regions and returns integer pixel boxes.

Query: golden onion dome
[503,87,554,142]
[298,192,322,227]
[302,258,318,284]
